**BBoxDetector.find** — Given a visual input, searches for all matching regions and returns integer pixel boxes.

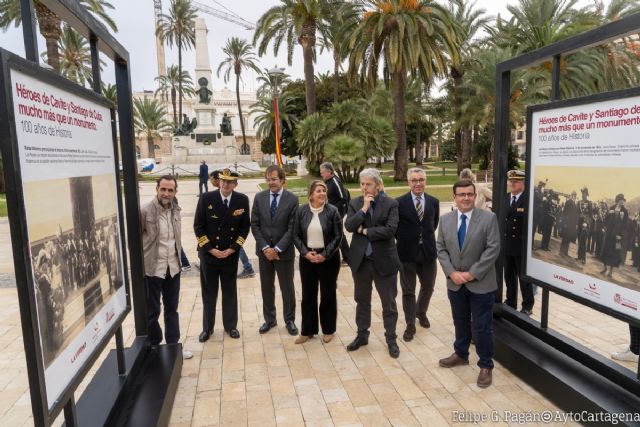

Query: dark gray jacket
[251,189,299,261]
[293,203,343,259]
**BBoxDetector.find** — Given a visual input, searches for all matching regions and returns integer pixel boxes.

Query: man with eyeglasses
[436,179,500,388]
[396,168,439,341]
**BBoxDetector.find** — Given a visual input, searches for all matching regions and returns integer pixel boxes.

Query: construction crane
[153,0,255,79]
[192,1,255,30]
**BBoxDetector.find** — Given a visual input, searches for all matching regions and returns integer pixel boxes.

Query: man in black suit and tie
[345,168,402,358]
[198,160,209,196]
[504,170,534,315]
[252,165,300,335]
[396,168,440,341]
[194,168,250,341]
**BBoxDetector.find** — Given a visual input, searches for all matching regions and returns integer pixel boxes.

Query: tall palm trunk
[461,127,472,170]
[300,20,317,115]
[415,124,423,166]
[392,70,407,181]
[35,2,61,72]
[332,52,340,103]
[147,135,156,159]
[235,70,247,146]
[178,40,183,122]
[171,87,177,127]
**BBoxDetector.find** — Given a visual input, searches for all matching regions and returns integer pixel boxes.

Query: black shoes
[417,314,430,328]
[520,308,532,316]
[228,329,240,339]
[346,335,369,351]
[403,324,416,342]
[286,321,298,336]
[388,342,400,358]
[198,330,211,342]
[259,321,277,334]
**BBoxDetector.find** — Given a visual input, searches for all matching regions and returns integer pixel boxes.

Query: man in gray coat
[251,165,300,335]
[436,179,500,388]
[345,168,401,358]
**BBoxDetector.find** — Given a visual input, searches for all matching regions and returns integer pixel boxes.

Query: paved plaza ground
[0,179,636,426]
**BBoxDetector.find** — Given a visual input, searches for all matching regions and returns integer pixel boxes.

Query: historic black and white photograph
[531,166,640,291]
[25,174,124,367]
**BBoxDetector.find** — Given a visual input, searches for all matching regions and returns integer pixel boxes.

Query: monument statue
[240,142,250,155]
[197,77,212,104]
[174,114,198,136]
[220,113,233,136]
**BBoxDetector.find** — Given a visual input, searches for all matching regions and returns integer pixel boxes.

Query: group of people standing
[140,164,546,389]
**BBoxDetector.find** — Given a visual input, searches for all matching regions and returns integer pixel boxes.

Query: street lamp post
[267,66,286,167]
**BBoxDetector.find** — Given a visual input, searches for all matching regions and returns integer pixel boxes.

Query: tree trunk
[455,128,462,173]
[236,71,247,146]
[35,2,61,72]
[178,40,183,123]
[461,126,472,170]
[171,87,177,127]
[392,70,408,181]
[302,43,316,114]
[147,135,156,159]
[415,124,423,166]
[332,52,340,103]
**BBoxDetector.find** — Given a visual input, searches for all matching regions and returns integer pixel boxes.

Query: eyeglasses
[455,192,476,199]
[409,179,425,184]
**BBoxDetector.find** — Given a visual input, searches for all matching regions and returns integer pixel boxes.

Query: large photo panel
[9,66,127,409]
[527,91,640,321]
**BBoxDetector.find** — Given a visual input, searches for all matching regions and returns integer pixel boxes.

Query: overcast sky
[0,0,601,93]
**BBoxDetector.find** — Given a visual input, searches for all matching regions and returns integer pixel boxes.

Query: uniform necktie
[270,193,279,218]
[511,195,517,207]
[458,214,467,250]
[416,197,424,222]
[223,198,228,209]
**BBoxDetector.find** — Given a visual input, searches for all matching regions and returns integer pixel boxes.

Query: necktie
[458,214,467,250]
[223,198,228,209]
[415,197,424,222]
[270,193,279,218]
[365,203,374,257]
[511,195,517,208]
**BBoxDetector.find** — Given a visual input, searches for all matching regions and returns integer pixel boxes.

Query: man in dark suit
[436,180,500,388]
[194,168,250,341]
[504,170,534,315]
[396,168,440,341]
[198,160,209,196]
[320,162,350,265]
[251,165,300,335]
[345,168,401,358]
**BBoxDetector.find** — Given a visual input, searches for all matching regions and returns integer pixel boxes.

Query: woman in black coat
[293,180,343,344]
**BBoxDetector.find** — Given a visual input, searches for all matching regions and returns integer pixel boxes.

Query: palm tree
[250,94,300,142]
[102,83,117,107]
[217,37,262,149]
[133,97,172,159]
[0,0,117,72]
[256,68,292,99]
[156,0,197,124]
[155,65,195,128]
[56,24,103,86]
[254,0,335,115]
[447,0,490,172]
[318,0,359,102]
[349,0,459,181]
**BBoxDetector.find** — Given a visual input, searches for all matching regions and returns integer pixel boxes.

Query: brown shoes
[416,314,430,328]
[402,324,416,342]
[295,335,311,344]
[477,368,493,388]
[438,352,470,368]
